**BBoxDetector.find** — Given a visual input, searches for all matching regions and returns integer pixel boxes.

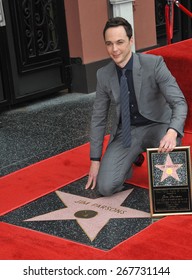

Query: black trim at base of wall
[71,58,110,93]
[136,44,160,53]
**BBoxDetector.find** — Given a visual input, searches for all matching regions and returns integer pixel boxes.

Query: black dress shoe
[133,153,145,167]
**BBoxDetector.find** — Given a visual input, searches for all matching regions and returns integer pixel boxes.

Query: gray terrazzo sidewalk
[0,91,98,177]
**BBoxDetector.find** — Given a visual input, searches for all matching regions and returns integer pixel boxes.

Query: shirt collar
[116,53,133,73]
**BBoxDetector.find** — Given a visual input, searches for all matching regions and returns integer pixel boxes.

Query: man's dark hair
[103,17,133,39]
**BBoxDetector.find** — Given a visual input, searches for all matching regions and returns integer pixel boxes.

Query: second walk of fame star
[155,153,183,183]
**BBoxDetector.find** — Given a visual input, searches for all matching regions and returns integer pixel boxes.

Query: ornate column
[109,0,135,51]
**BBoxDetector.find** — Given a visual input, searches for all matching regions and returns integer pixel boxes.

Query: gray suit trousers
[97,123,181,196]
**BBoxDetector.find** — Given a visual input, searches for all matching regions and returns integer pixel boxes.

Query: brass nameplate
[147,146,192,218]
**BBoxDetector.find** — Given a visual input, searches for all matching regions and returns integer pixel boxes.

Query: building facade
[0,0,191,108]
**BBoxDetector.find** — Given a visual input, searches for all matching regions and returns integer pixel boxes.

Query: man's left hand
[158,128,178,153]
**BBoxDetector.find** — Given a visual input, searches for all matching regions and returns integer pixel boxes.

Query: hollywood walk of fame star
[155,153,183,182]
[25,189,150,241]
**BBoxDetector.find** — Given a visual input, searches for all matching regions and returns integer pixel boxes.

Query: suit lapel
[133,53,142,102]
[108,62,121,119]
[109,62,120,103]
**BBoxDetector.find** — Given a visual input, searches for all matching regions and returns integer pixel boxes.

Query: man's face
[104,26,133,68]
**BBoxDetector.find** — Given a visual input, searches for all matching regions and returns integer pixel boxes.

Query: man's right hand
[85,161,100,190]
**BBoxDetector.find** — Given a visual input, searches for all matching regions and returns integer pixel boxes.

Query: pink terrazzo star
[25,189,150,241]
[155,154,183,182]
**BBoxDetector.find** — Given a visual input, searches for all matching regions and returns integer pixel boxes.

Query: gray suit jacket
[90,53,188,159]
